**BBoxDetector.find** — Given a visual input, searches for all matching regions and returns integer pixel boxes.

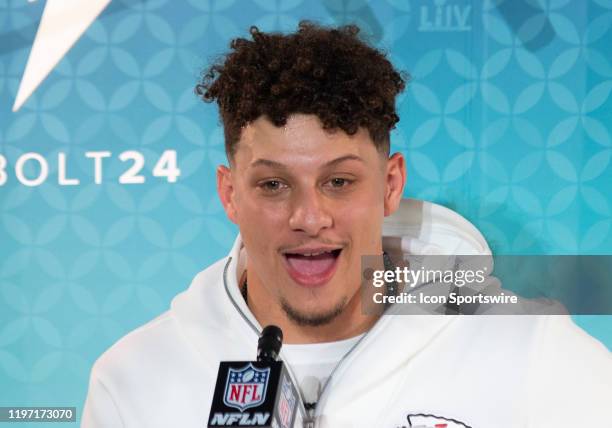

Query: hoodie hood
[382,198,490,256]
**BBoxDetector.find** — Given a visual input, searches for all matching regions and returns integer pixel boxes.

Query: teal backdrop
[0,0,611,425]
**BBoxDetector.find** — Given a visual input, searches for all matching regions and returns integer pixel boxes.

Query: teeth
[293,250,335,257]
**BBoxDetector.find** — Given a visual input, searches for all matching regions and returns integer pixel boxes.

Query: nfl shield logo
[278,377,296,428]
[223,363,271,411]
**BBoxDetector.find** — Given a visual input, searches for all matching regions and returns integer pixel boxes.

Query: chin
[280,296,348,327]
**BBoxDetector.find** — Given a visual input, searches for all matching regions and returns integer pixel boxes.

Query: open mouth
[282,249,342,287]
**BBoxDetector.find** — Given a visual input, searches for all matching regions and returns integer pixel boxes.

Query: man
[83,22,611,428]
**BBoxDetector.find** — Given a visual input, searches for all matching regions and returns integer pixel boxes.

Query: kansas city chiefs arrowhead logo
[407,413,471,428]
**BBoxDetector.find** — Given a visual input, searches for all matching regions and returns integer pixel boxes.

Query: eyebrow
[249,154,365,170]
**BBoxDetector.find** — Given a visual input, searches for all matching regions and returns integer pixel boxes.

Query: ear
[383,152,406,216]
[217,165,238,224]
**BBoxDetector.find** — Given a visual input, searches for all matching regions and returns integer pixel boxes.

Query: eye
[326,177,353,188]
[258,179,287,193]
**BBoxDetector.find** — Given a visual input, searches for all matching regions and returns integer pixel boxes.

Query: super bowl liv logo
[418,0,472,32]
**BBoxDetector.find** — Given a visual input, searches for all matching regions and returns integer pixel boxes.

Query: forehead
[234,114,378,166]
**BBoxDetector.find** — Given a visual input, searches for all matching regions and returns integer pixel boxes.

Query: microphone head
[257,325,283,362]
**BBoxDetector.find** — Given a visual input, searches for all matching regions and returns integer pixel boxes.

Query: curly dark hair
[195,21,407,159]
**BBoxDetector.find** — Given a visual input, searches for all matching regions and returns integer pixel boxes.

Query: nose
[288,188,333,236]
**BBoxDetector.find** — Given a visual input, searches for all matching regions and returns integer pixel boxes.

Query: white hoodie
[82,199,612,428]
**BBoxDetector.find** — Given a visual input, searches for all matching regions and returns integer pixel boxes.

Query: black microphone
[208,326,305,427]
[257,325,282,362]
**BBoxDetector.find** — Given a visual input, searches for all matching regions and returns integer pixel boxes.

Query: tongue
[286,252,337,276]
